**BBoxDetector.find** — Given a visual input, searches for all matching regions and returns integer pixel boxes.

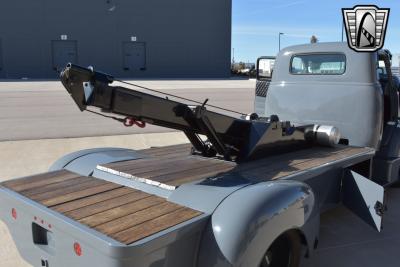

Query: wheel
[260,231,301,267]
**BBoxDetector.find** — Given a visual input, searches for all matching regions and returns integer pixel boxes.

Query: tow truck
[1,42,399,267]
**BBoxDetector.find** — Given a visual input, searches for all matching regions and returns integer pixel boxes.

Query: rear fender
[198,180,317,267]
[49,148,143,176]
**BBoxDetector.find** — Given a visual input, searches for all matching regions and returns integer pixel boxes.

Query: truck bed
[0,144,373,246]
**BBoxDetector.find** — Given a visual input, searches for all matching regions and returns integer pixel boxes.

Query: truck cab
[255,42,400,185]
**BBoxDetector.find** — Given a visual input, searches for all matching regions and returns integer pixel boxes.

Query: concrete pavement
[301,187,400,267]
[0,79,255,141]
[0,132,189,181]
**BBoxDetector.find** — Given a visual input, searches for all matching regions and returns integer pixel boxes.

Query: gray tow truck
[1,42,399,267]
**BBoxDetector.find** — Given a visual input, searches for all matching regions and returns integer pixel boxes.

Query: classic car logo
[342,5,390,52]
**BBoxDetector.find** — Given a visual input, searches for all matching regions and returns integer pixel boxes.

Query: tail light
[74,242,82,256]
[11,208,17,220]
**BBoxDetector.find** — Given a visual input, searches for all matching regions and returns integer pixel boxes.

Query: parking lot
[0,79,255,141]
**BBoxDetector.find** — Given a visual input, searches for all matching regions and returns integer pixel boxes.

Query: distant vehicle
[1,42,399,267]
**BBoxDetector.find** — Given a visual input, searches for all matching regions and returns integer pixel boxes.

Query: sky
[232,0,400,65]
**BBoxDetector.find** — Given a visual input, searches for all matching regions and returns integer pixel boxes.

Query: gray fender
[49,147,144,176]
[197,180,317,267]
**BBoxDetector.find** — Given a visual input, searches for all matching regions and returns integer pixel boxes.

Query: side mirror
[256,57,275,81]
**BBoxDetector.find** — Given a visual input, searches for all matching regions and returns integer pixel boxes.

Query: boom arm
[60,64,337,162]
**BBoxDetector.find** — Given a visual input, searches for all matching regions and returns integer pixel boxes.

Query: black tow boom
[60,63,318,162]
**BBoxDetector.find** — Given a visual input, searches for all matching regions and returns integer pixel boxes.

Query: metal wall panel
[0,0,232,79]
[0,39,3,77]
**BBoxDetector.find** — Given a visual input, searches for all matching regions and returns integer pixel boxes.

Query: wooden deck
[0,168,202,245]
[0,144,373,245]
[99,144,374,189]
[98,144,237,189]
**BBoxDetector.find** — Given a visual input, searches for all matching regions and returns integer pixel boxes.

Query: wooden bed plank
[78,196,165,228]
[30,178,108,202]
[238,148,344,175]
[243,147,370,181]
[111,156,206,173]
[163,163,236,184]
[111,207,202,244]
[100,144,191,171]
[1,170,81,192]
[100,156,230,187]
[95,201,181,235]
[103,153,189,171]
[143,148,191,158]
[267,146,368,180]
[65,190,150,220]
[21,176,95,198]
[40,183,123,207]
[142,144,191,157]
[99,155,235,190]
[266,147,366,176]
[141,144,189,154]
[51,187,134,213]
[131,158,230,179]
[233,146,355,176]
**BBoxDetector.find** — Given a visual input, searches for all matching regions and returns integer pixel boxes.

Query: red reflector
[11,208,17,220]
[74,242,82,256]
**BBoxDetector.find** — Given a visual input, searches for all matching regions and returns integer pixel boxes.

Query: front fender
[198,180,317,267]
[49,147,144,176]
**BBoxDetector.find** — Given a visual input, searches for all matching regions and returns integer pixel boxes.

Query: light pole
[279,32,284,51]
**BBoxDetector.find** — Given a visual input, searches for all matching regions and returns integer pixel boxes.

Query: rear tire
[259,231,302,267]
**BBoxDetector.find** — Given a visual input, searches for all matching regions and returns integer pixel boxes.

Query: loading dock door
[52,41,78,71]
[123,42,146,71]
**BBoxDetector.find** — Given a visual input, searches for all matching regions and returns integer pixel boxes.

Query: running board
[342,170,385,232]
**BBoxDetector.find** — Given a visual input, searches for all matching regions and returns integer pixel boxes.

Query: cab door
[255,57,275,116]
